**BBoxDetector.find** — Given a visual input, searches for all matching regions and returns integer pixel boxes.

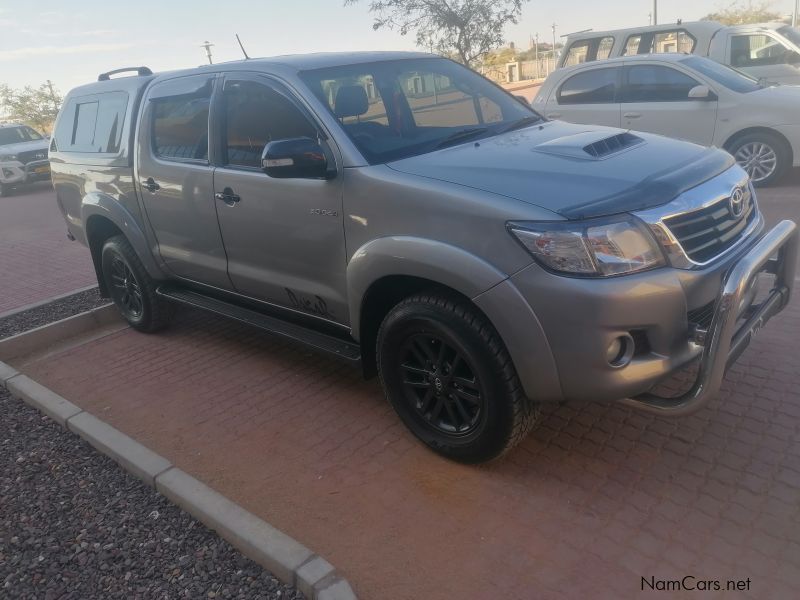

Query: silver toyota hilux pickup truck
[50,52,798,463]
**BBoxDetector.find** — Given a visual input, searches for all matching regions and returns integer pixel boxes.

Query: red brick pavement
[0,184,95,314]
[18,290,800,599]
[9,174,800,599]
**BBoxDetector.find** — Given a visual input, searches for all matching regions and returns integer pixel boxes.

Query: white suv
[0,123,51,196]
[535,53,800,186]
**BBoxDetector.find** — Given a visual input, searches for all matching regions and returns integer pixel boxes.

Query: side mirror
[688,85,715,101]
[261,137,334,179]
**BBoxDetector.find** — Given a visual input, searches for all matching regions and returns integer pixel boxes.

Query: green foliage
[702,0,787,25]
[344,0,528,67]
[0,81,62,133]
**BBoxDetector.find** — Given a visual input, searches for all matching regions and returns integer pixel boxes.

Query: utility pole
[200,41,214,65]
[535,32,540,79]
[794,0,798,27]
[653,0,658,25]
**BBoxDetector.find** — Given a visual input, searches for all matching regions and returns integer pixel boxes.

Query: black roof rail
[98,66,153,81]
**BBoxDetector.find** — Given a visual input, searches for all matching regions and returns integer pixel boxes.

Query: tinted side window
[558,68,619,104]
[564,41,591,67]
[731,34,791,67]
[152,95,210,162]
[564,36,615,66]
[223,80,317,168]
[624,65,699,102]
[72,101,99,149]
[54,92,128,153]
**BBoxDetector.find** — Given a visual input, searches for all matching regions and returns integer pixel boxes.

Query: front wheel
[377,292,540,463]
[100,235,171,332]
[728,132,791,187]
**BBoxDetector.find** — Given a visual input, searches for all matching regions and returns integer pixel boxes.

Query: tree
[0,81,62,133]
[701,0,786,25]
[345,0,528,67]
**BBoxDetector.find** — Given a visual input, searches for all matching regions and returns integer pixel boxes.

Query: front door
[728,32,800,85]
[137,74,232,289]
[621,64,717,146]
[212,75,348,325]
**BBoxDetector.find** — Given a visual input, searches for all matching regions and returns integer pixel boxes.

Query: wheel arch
[82,194,164,296]
[723,126,794,163]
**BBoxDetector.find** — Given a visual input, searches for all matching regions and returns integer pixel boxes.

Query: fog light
[607,334,634,367]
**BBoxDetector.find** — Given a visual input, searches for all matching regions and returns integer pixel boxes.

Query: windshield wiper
[433,127,489,150]
[496,115,544,134]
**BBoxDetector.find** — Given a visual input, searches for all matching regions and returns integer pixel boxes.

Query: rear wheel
[728,131,791,187]
[377,292,540,463]
[101,235,171,332]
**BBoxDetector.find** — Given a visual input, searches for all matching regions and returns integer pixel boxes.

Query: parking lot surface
[0,183,95,315]
[8,174,800,599]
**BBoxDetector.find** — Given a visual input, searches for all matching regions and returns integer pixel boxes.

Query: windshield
[681,56,761,93]
[0,126,43,146]
[779,26,800,48]
[299,58,540,164]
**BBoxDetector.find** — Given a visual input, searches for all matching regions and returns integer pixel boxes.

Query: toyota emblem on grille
[729,186,746,219]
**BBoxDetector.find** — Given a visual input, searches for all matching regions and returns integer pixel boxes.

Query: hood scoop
[534,131,644,160]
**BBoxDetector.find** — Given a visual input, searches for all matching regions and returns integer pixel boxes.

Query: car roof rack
[98,66,153,81]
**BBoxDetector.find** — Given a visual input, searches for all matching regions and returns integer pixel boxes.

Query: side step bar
[156,286,361,362]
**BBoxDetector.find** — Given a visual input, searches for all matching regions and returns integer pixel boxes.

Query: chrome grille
[662,189,755,264]
[17,149,49,164]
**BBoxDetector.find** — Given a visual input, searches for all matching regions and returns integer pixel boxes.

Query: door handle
[623,112,642,119]
[141,177,160,193]
[215,187,241,207]
[548,112,562,119]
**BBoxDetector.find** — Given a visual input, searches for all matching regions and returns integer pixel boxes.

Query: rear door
[620,63,717,145]
[545,65,622,128]
[210,74,348,324]
[137,74,233,289]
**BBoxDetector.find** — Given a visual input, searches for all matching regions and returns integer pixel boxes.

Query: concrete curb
[0,284,99,321]
[0,361,356,599]
[0,303,117,362]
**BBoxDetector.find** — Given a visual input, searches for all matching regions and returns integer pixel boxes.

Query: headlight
[508,215,666,277]
[0,154,17,161]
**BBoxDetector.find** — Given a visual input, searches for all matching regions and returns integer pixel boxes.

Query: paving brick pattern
[0,185,95,314]
[19,288,800,599]
[10,175,800,599]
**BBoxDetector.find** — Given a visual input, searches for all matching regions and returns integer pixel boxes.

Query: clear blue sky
[1,0,797,93]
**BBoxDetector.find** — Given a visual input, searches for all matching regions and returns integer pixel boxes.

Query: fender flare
[347,236,508,339]
[81,192,165,282]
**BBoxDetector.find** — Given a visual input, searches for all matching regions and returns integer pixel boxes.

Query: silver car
[50,53,798,462]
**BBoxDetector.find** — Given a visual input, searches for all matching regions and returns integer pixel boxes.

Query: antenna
[236,34,250,60]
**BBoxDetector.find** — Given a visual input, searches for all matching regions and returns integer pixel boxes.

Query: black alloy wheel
[399,333,485,436]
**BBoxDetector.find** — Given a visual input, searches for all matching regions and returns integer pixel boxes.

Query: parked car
[50,54,797,463]
[536,53,800,186]
[0,123,51,196]
[559,21,800,85]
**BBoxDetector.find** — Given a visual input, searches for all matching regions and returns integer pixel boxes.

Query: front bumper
[619,219,798,415]
[0,160,51,184]
[501,218,797,407]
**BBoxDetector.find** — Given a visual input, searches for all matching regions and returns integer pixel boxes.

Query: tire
[376,291,540,463]
[100,235,171,332]
[727,131,791,187]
